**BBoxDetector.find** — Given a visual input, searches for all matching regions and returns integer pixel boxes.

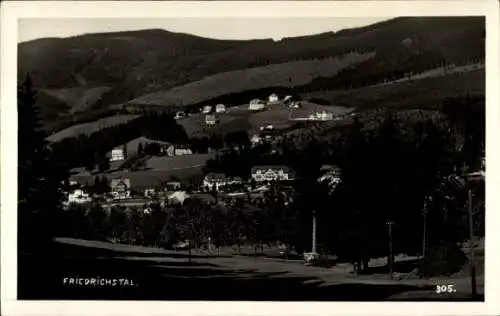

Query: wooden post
[386,221,395,279]
[468,189,477,297]
[422,199,428,258]
[312,210,317,254]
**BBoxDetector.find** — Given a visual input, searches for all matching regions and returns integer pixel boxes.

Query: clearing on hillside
[43,86,113,114]
[46,114,140,142]
[129,53,375,107]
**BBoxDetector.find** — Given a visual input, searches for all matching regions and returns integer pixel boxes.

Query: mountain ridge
[18,16,485,132]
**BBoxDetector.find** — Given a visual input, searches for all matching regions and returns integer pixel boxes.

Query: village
[13,13,489,303]
[66,92,348,210]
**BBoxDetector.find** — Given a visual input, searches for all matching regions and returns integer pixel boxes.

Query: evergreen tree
[18,74,66,252]
[97,154,110,173]
[93,176,102,195]
[100,175,111,194]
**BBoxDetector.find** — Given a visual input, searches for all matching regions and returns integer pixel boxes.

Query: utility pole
[386,221,395,279]
[449,173,480,298]
[468,188,477,297]
[422,197,430,258]
[312,210,317,254]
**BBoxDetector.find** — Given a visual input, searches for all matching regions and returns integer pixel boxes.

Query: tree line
[60,194,296,258]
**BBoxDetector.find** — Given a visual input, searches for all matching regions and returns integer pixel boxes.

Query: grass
[46,114,140,142]
[129,53,375,106]
[178,111,252,137]
[145,154,212,171]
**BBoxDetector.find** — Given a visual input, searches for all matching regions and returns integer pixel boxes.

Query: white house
[251,165,295,183]
[202,105,213,114]
[174,144,193,156]
[110,178,131,200]
[315,111,333,121]
[250,134,262,146]
[203,173,229,191]
[268,93,279,103]
[205,114,218,125]
[259,125,273,131]
[110,148,125,162]
[168,191,190,204]
[144,188,156,198]
[164,181,182,191]
[67,188,92,204]
[249,99,266,111]
[215,104,226,113]
[228,176,243,186]
[174,111,186,120]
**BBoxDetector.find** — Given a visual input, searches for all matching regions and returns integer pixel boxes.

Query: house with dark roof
[318,165,342,188]
[251,165,295,183]
[203,173,228,191]
[249,99,266,111]
[110,178,131,200]
[202,173,243,191]
[205,114,218,126]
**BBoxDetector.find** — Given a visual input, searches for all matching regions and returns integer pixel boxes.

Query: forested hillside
[19,17,485,132]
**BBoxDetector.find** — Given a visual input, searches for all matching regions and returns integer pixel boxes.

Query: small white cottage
[215,104,226,113]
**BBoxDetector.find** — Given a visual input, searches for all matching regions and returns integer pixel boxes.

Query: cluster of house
[66,178,133,205]
[201,104,226,126]
[248,93,297,111]
[202,165,296,192]
[109,137,193,163]
[66,181,92,204]
[202,173,244,191]
[250,125,282,147]
[66,162,344,207]
[66,176,191,205]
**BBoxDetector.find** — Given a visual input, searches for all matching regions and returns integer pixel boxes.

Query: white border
[1,1,499,316]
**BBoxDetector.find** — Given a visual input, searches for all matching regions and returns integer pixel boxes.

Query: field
[145,154,212,171]
[129,53,375,106]
[179,102,354,137]
[305,69,485,110]
[178,111,252,137]
[70,154,213,189]
[46,114,140,142]
[43,86,112,114]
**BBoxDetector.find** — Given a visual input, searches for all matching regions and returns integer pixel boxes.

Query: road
[17,238,484,301]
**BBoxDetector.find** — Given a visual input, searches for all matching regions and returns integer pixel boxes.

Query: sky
[18,17,391,43]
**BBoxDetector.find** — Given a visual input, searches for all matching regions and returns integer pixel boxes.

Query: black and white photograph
[1,1,500,315]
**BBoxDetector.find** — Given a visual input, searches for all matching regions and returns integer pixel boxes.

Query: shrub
[418,242,467,278]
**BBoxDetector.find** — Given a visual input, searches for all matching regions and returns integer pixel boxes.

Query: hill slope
[18,17,485,130]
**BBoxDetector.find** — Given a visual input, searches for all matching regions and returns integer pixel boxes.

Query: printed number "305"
[436,285,456,293]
